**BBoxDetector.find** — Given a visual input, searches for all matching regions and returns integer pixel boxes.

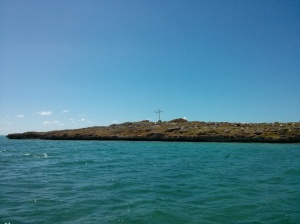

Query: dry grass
[7,119,300,143]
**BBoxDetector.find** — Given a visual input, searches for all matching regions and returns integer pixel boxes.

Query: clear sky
[1,0,300,134]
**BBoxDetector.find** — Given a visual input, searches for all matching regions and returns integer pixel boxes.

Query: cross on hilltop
[155,109,163,122]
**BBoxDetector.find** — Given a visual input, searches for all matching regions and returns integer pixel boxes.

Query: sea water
[0,136,299,223]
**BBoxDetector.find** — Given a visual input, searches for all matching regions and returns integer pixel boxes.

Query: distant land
[6,118,300,143]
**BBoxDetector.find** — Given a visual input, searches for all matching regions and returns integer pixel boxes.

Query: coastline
[6,119,300,143]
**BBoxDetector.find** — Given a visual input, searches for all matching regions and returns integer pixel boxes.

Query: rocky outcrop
[168,118,188,123]
[6,119,300,143]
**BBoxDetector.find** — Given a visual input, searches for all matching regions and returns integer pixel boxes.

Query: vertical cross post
[155,109,163,122]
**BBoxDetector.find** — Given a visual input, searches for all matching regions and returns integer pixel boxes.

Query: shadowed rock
[6,119,300,143]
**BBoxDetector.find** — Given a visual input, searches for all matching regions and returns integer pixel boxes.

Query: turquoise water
[0,136,299,223]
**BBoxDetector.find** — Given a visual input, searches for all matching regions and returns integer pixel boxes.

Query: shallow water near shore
[0,136,299,223]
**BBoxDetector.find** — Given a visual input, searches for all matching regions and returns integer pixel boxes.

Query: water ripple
[0,138,299,223]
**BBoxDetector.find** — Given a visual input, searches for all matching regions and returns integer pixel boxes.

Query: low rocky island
[6,119,300,143]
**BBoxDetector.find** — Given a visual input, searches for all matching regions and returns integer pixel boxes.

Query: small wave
[30,153,50,158]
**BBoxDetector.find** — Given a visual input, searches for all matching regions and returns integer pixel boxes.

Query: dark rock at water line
[6,118,300,143]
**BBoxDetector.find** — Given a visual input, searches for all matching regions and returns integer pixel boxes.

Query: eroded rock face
[6,119,300,143]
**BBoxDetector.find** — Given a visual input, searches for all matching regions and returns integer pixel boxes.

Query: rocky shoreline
[6,119,300,143]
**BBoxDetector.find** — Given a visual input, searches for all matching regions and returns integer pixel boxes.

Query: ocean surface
[0,136,299,224]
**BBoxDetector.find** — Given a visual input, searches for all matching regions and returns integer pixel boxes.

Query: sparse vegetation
[6,119,300,143]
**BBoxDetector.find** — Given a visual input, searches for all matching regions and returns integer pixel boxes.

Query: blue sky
[1,0,299,134]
